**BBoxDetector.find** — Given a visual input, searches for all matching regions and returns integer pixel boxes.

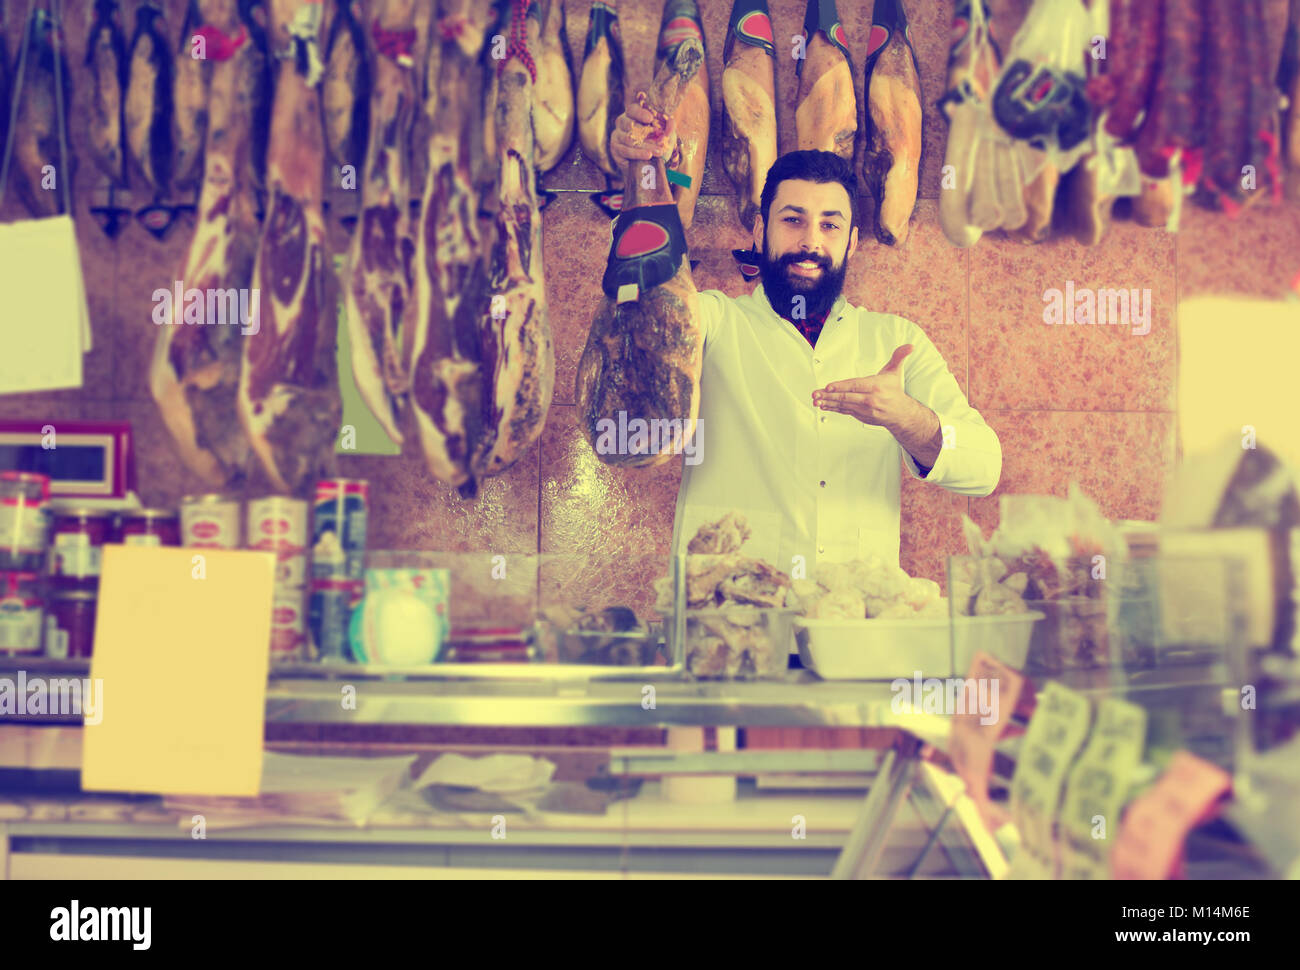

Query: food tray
[794,612,1044,680]
[676,607,798,680]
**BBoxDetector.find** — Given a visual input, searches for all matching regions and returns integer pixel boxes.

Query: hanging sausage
[12,4,73,218]
[172,0,211,193]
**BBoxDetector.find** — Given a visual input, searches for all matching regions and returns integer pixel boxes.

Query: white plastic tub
[794,612,1044,680]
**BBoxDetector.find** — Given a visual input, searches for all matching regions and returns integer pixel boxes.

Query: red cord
[497,0,537,84]
[372,18,416,64]
[194,24,248,62]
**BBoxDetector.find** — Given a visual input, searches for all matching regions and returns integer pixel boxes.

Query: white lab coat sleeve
[897,321,1002,496]
[696,289,727,348]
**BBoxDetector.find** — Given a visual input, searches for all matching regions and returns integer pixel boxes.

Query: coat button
[819,480,826,488]
[817,545,825,554]
[820,415,827,423]
[813,358,821,365]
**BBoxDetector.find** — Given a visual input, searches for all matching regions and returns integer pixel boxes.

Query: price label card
[1009,682,1092,876]
[949,651,1025,829]
[1111,750,1231,880]
[1058,698,1147,879]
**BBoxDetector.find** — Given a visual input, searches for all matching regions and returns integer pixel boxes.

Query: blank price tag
[1058,697,1147,879]
[1009,682,1092,876]
[949,651,1025,829]
[1111,750,1231,880]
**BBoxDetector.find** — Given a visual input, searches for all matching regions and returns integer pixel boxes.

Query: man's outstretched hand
[812,345,944,471]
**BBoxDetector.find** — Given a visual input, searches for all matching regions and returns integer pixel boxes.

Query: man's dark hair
[758,150,859,232]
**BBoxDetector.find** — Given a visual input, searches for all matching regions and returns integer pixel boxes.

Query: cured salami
[576,37,705,469]
[720,0,777,231]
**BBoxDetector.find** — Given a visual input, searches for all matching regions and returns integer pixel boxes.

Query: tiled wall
[4,0,1300,607]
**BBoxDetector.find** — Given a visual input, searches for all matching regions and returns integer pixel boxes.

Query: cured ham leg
[576,38,705,469]
[149,0,258,488]
[471,0,554,482]
[655,0,709,230]
[321,0,369,179]
[861,0,922,246]
[794,0,855,161]
[343,0,418,446]
[534,0,574,173]
[239,0,342,496]
[577,1,624,178]
[720,0,777,231]
[411,0,489,493]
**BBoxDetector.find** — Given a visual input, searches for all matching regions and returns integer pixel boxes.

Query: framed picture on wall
[0,420,134,499]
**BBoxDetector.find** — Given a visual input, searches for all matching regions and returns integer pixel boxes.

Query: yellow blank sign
[1178,297,1300,469]
[82,546,276,796]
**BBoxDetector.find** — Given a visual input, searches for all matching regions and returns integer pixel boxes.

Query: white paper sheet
[0,215,90,394]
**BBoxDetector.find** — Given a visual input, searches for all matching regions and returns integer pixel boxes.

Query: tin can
[311,479,369,581]
[269,587,307,663]
[248,497,308,587]
[0,571,44,654]
[48,507,114,588]
[309,578,362,661]
[118,509,180,547]
[181,494,242,549]
[0,471,50,572]
[44,590,97,659]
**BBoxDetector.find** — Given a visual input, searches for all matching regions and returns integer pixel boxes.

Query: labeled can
[181,494,242,549]
[118,509,180,547]
[248,497,308,587]
[311,479,369,581]
[269,587,307,663]
[309,578,362,662]
[48,508,114,588]
[0,471,50,572]
[0,571,44,654]
[44,590,97,659]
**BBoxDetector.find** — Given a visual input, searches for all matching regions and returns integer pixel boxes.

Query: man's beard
[758,233,849,322]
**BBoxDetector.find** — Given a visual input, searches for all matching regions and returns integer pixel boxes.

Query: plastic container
[679,607,797,680]
[794,612,1044,680]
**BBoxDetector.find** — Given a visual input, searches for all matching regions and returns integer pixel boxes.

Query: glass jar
[0,571,45,654]
[0,471,50,572]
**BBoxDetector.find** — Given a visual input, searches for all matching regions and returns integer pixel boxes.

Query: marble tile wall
[3,0,1300,610]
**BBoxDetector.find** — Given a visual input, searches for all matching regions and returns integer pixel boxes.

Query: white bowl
[795,612,1044,680]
